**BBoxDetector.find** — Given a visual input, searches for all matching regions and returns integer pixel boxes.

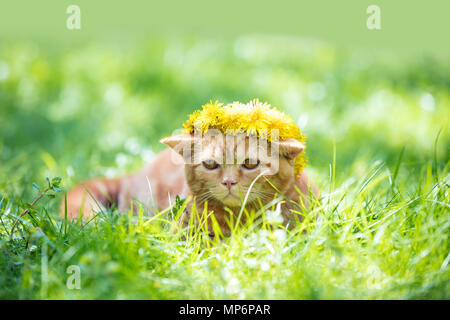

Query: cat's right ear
[160,134,194,149]
[160,134,198,161]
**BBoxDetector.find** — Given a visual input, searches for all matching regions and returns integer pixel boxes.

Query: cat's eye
[242,159,260,170]
[202,160,219,170]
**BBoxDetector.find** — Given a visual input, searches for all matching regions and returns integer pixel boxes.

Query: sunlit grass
[0,157,448,299]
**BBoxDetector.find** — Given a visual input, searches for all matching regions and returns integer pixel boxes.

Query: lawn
[0,36,449,299]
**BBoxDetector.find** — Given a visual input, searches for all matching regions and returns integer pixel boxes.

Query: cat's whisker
[241,188,273,201]
[196,190,215,204]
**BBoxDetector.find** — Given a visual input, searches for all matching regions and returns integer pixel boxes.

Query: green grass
[0,36,449,299]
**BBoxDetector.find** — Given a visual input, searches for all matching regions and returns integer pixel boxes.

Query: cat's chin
[218,194,242,208]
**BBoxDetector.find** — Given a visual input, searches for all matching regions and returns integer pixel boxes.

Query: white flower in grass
[265,203,283,225]
[273,229,287,243]
[260,261,270,271]
[244,258,258,268]
[226,278,241,295]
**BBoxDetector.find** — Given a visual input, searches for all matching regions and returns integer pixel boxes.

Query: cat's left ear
[275,138,305,160]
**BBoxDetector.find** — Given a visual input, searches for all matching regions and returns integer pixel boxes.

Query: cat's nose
[222,179,237,190]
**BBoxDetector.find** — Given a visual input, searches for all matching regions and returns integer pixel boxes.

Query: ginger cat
[62,133,318,235]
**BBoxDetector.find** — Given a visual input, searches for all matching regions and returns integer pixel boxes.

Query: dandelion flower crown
[183,99,307,176]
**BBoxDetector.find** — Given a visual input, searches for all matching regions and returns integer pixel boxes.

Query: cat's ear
[160,134,194,149]
[276,138,305,160]
[160,134,198,159]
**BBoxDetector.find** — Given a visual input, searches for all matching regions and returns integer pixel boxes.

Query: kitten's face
[162,133,303,208]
